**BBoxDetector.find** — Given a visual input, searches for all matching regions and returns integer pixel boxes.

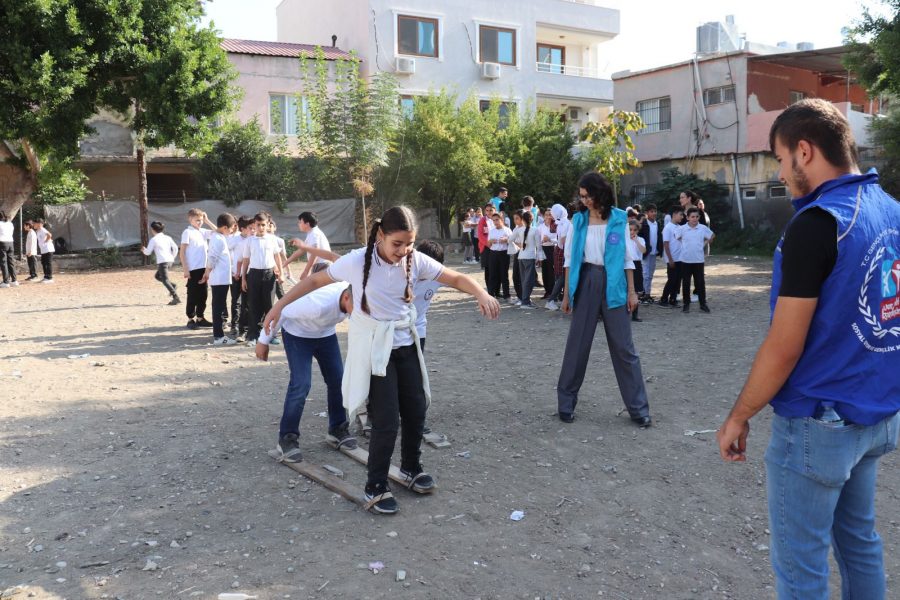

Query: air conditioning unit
[568,107,582,121]
[395,57,416,75]
[482,62,501,80]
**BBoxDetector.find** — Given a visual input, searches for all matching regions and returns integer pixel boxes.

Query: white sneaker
[40,278,55,284]
[0,283,8,288]
[246,339,257,347]
[213,337,237,346]
[520,303,536,310]
[546,300,559,311]
[514,299,522,306]
[507,297,517,305]
[10,281,19,287]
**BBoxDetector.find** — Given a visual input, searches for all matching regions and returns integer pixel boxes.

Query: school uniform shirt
[512,225,543,261]
[626,236,644,262]
[35,227,55,254]
[142,232,178,264]
[413,278,443,339]
[0,221,13,243]
[25,230,37,255]
[259,282,350,344]
[488,226,511,252]
[242,234,279,270]
[180,226,213,271]
[206,232,232,286]
[304,226,332,267]
[228,233,249,276]
[675,224,714,264]
[646,220,659,254]
[274,236,286,257]
[555,218,570,249]
[327,247,444,348]
[462,218,473,234]
[537,223,557,247]
[662,222,683,262]
[506,226,521,255]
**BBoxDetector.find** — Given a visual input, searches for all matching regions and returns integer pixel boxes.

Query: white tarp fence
[45,199,358,251]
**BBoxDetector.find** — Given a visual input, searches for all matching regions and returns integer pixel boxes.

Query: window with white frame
[636,96,671,134]
[479,100,515,128]
[768,185,788,199]
[479,25,516,66]
[399,95,416,119]
[630,184,655,201]
[741,187,758,200]
[703,85,736,106]
[269,94,309,135]
[397,15,438,58]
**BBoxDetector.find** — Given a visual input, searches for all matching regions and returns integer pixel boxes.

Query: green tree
[649,167,730,224]
[196,120,296,209]
[578,110,645,202]
[0,0,237,245]
[34,159,88,205]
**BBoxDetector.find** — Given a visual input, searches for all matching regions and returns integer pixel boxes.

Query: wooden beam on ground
[332,444,408,488]
[267,449,365,507]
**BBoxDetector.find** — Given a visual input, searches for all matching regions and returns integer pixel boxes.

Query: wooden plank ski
[267,449,365,507]
[423,431,451,449]
[328,442,409,488]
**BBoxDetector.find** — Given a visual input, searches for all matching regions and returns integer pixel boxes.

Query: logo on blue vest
[855,230,900,346]
[881,255,900,324]
[608,233,621,245]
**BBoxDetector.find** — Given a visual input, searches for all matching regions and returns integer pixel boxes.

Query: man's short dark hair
[672,207,684,216]
[686,207,700,217]
[217,213,236,228]
[416,240,444,264]
[298,211,318,227]
[645,203,658,212]
[484,203,494,210]
[150,221,165,233]
[238,216,254,229]
[497,187,508,195]
[769,98,858,170]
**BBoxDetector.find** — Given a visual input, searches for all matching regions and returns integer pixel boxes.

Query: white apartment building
[276,0,620,131]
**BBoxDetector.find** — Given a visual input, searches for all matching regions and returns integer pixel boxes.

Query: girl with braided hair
[264,206,500,514]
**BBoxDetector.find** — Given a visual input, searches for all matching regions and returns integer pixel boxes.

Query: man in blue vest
[717,99,900,599]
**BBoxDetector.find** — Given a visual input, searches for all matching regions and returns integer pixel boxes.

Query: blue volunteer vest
[568,207,628,310]
[769,169,900,426]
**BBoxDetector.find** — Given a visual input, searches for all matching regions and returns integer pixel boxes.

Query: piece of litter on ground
[316,411,327,418]
[684,429,718,437]
[67,353,91,359]
[396,569,407,582]
[510,510,525,521]
[142,559,158,571]
[368,561,384,574]
[455,451,471,459]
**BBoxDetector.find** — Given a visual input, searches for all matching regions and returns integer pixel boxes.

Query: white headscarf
[550,203,568,223]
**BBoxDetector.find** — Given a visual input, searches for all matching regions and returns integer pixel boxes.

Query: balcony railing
[536,62,607,79]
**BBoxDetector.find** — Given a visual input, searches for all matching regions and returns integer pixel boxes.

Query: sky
[200,0,881,73]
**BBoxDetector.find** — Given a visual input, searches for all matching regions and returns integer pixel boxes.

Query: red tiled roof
[221,38,353,60]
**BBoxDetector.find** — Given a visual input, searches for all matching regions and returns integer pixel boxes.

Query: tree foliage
[34,159,88,206]
[648,167,730,224]
[578,110,644,192]
[196,120,296,209]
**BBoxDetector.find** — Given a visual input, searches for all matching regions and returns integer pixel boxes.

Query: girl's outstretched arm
[436,268,500,320]
[262,269,333,335]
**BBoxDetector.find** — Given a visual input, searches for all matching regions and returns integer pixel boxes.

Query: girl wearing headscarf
[544,203,569,310]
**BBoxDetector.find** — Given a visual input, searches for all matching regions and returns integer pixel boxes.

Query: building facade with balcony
[613,46,885,231]
[275,0,619,132]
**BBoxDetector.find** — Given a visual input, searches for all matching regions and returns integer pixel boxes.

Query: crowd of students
[0,213,56,288]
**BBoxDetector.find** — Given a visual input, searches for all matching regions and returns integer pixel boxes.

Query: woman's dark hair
[0,211,8,222]
[150,221,165,233]
[361,206,418,314]
[519,209,533,251]
[577,171,615,220]
[682,190,699,204]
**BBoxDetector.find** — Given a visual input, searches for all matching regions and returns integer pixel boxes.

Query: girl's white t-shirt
[0,221,14,243]
[328,247,444,348]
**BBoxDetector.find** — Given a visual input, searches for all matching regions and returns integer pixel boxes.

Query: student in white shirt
[675,207,715,313]
[627,219,646,322]
[470,207,482,263]
[546,204,570,310]
[141,221,180,304]
[228,216,255,339]
[284,211,332,280]
[507,211,523,305]
[511,209,542,308]
[32,218,55,283]
[24,220,38,280]
[269,220,291,299]
[179,208,216,328]
[200,213,237,344]
[659,207,685,307]
[0,211,16,288]
[460,209,475,264]
[263,205,499,515]
[487,212,512,300]
[241,213,283,344]
[257,282,356,462]
[537,209,557,299]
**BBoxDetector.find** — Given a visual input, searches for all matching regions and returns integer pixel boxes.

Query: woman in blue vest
[556,172,652,427]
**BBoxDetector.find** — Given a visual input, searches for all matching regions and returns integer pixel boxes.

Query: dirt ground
[1,255,899,600]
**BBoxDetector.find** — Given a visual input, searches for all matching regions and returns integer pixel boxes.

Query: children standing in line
[487,212,512,300]
[263,206,500,515]
[241,213,282,345]
[538,210,557,299]
[229,216,254,340]
[511,209,542,308]
[179,208,216,328]
[477,204,495,287]
[141,221,180,304]
[659,207,685,308]
[460,210,476,264]
[627,219,646,322]
[200,213,238,344]
[0,212,16,288]
[24,221,38,281]
[32,218,55,283]
[507,211,522,305]
[676,207,715,313]
[257,282,357,462]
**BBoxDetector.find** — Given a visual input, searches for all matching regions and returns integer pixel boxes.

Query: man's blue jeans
[279,330,347,437]
[765,412,899,599]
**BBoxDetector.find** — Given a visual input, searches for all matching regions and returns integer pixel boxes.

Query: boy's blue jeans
[279,330,347,437]
[764,412,899,599]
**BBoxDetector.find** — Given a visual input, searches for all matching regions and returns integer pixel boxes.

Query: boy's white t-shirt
[180,226,213,270]
[36,227,55,254]
[259,282,349,343]
[228,233,249,276]
[143,232,178,264]
[413,278,443,339]
[327,247,444,348]
[25,229,37,255]
[206,232,232,286]
[676,224,714,264]
[242,234,279,270]
[0,221,13,243]
[662,222,683,262]
[304,226,332,267]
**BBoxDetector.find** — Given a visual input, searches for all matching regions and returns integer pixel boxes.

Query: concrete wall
[746,61,872,113]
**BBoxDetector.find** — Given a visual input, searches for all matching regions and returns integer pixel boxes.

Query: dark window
[479,100,515,129]
[537,43,565,74]
[636,96,671,133]
[480,26,516,66]
[398,15,438,58]
[399,95,415,119]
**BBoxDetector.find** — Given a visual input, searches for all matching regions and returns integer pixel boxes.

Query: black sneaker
[276,433,303,463]
[325,422,358,450]
[657,300,671,308]
[399,464,436,494]
[682,304,690,313]
[422,424,432,435]
[196,318,214,328]
[186,319,199,330]
[700,304,711,313]
[168,296,181,305]
[229,326,238,337]
[364,482,399,514]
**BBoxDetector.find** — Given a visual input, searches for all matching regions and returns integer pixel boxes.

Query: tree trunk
[0,139,40,220]
[137,144,149,255]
